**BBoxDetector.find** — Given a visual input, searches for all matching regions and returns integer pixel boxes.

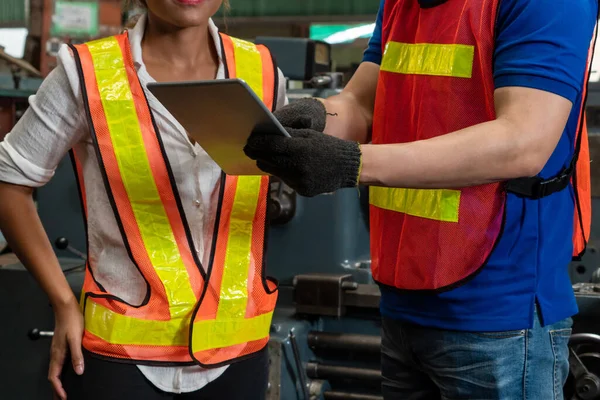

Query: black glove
[273,98,327,132]
[244,128,361,198]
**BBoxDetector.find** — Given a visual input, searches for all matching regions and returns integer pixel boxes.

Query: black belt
[505,162,575,199]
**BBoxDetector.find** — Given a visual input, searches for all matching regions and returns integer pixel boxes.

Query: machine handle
[268,181,296,225]
[55,237,86,260]
[28,328,54,341]
[570,333,600,348]
[567,334,600,400]
[289,330,311,400]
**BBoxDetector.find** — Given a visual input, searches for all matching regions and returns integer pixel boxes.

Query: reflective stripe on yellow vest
[69,31,278,366]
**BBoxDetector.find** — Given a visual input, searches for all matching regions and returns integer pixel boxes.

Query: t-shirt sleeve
[493,0,598,103]
[362,0,386,65]
[0,45,87,187]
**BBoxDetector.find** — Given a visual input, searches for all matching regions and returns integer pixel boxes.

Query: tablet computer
[147,78,290,176]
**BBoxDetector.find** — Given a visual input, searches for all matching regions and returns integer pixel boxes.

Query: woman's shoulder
[40,44,83,101]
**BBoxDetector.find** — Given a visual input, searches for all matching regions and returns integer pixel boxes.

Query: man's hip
[380,309,572,400]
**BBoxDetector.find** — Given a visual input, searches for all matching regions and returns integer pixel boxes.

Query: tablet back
[147,79,289,176]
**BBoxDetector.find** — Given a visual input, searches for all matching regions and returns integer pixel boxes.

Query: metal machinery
[0,37,599,400]
[566,83,600,400]
[0,59,42,141]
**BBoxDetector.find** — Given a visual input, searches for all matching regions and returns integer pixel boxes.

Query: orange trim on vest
[76,35,194,321]
[191,177,276,366]
[257,45,275,111]
[573,119,591,257]
[219,32,276,111]
[220,37,277,305]
[572,29,595,258]
[71,31,278,366]
[189,35,276,366]
[220,33,236,78]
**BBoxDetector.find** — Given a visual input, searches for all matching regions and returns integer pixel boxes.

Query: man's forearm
[359,86,572,189]
[320,95,372,143]
[359,118,550,189]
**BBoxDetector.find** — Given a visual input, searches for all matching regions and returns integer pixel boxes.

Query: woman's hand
[48,297,84,400]
[0,183,85,399]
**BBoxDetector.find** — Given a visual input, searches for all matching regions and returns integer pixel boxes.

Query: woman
[0,1,286,399]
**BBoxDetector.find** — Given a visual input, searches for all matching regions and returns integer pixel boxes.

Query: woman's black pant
[61,348,269,400]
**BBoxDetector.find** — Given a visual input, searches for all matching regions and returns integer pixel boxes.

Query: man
[244,0,597,398]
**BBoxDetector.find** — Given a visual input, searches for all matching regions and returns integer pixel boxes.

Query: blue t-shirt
[364,0,598,331]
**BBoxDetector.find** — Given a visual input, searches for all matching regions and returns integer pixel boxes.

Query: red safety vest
[69,32,278,367]
[370,0,593,291]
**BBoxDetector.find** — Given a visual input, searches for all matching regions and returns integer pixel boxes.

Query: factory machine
[1,38,600,400]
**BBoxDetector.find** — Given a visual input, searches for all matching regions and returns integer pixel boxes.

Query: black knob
[268,199,282,221]
[269,191,295,225]
[267,181,297,225]
[54,237,86,260]
[55,237,69,250]
[28,328,40,340]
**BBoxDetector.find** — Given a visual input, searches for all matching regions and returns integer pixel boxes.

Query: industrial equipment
[0,58,42,140]
[0,37,599,400]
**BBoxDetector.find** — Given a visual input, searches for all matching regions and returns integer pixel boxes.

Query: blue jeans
[381,309,573,400]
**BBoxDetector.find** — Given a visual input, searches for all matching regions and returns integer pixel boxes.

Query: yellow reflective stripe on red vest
[230,37,263,100]
[381,42,474,78]
[370,186,461,223]
[87,37,196,319]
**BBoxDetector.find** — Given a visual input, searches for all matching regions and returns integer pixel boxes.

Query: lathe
[0,38,599,400]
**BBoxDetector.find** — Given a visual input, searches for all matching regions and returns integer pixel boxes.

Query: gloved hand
[273,97,327,131]
[244,128,362,197]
